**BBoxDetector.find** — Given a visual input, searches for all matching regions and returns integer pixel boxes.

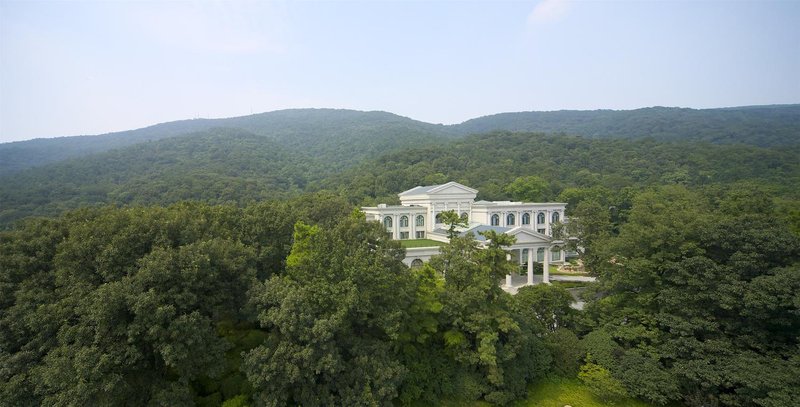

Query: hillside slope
[452,105,800,146]
[2,105,798,176]
[0,109,452,176]
[0,128,315,225]
[4,128,798,228]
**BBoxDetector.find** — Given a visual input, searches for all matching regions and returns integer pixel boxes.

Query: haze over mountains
[2,104,798,176]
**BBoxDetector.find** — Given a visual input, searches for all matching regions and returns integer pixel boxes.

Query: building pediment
[506,227,552,244]
[399,181,478,198]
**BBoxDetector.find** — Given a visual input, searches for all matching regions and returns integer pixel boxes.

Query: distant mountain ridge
[1,104,798,176]
[454,105,800,145]
[0,109,452,176]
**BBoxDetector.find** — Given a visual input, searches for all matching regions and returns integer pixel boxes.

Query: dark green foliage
[426,234,552,405]
[583,186,800,407]
[543,328,585,378]
[0,108,453,176]
[0,129,308,226]
[330,132,800,215]
[0,203,294,406]
[4,105,797,178]
[242,213,417,406]
[514,284,575,333]
[457,105,800,147]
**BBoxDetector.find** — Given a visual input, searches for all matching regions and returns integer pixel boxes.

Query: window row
[490,212,560,226]
[384,215,426,229]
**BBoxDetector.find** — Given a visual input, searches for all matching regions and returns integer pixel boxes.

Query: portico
[503,228,561,287]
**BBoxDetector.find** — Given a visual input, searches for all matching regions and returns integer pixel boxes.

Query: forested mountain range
[0,109,452,176]
[457,104,800,146]
[2,129,799,230]
[2,104,798,177]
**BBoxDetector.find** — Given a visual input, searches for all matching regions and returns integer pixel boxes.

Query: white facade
[362,181,568,284]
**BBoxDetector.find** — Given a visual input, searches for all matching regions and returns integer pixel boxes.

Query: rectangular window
[415,231,425,239]
[400,232,409,240]
[537,229,545,234]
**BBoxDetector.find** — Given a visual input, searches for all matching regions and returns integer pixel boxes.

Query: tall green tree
[428,232,551,405]
[504,175,549,202]
[242,212,416,406]
[585,186,800,406]
[439,210,469,239]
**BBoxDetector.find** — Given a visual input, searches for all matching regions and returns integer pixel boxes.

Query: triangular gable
[505,227,552,244]
[399,184,439,196]
[428,182,478,195]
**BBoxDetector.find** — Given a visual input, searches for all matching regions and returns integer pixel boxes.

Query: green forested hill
[453,105,800,146]
[328,132,800,202]
[0,109,452,176]
[2,105,798,177]
[3,129,799,230]
[0,129,317,226]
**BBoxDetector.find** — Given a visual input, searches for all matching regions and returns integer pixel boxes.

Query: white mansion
[362,181,568,285]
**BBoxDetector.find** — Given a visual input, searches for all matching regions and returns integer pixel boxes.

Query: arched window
[506,213,515,226]
[491,214,500,226]
[537,247,545,262]
[522,213,531,225]
[400,216,409,227]
[551,247,562,261]
[416,215,425,227]
[522,249,529,262]
[383,216,392,229]
[435,213,443,224]
[552,212,560,223]
[537,212,545,224]
[410,259,424,269]
[460,212,469,222]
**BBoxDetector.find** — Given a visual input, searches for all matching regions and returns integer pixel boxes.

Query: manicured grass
[515,377,656,407]
[400,239,445,248]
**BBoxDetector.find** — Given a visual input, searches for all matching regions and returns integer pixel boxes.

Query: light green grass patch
[400,239,445,248]
[516,377,656,407]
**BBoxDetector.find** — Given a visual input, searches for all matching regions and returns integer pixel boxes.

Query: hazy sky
[1,0,798,143]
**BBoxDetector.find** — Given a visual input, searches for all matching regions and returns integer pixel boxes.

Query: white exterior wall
[362,182,568,268]
[403,247,442,266]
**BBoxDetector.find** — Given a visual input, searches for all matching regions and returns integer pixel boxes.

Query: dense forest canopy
[2,105,798,177]
[457,105,800,147]
[3,129,798,232]
[1,106,800,406]
[0,109,452,176]
[2,186,798,406]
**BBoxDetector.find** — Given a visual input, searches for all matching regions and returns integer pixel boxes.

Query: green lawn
[433,377,665,407]
[400,239,445,248]
[515,377,657,407]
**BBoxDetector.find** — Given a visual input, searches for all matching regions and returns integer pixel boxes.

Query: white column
[543,246,550,284]
[410,213,415,238]
[545,210,551,235]
[505,253,513,286]
[527,247,534,285]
